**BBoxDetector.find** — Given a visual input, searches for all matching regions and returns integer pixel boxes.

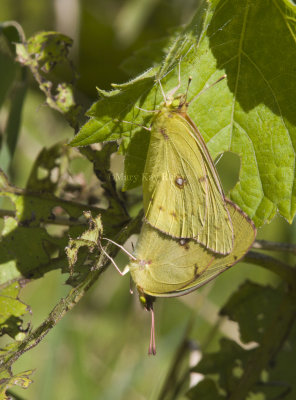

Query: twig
[253,240,296,256]
[0,208,100,226]
[244,251,296,289]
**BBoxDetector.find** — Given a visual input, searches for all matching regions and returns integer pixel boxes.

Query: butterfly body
[143,99,234,255]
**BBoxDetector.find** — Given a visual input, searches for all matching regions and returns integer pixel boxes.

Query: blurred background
[0,0,295,399]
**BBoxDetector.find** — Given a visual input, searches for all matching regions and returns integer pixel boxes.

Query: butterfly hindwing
[129,200,256,297]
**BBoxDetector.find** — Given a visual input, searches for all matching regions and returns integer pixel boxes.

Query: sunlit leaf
[71,0,296,226]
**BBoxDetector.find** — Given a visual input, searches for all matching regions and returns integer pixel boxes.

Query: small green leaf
[15,31,81,128]
[26,142,71,192]
[70,69,156,146]
[0,369,34,399]
[16,31,72,72]
[0,282,30,339]
[220,281,283,344]
[65,211,103,274]
[193,338,255,394]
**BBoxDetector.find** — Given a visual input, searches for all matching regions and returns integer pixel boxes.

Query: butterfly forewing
[143,107,233,255]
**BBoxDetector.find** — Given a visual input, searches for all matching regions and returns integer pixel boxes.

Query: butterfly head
[163,93,187,110]
[137,289,155,310]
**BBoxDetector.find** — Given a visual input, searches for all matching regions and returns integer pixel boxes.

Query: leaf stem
[253,239,296,256]
[244,251,296,289]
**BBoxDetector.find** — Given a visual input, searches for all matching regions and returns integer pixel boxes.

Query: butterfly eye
[175,176,186,188]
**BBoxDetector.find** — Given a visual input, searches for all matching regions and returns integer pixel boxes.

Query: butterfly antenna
[135,105,158,113]
[188,74,227,106]
[148,306,156,355]
[114,119,151,131]
[102,237,137,261]
[157,78,167,103]
[182,75,192,105]
[166,58,182,100]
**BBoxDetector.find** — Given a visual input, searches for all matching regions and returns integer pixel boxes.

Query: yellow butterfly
[102,199,256,354]
[128,199,255,354]
[143,75,233,255]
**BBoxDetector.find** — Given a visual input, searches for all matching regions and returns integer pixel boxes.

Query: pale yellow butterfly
[102,199,256,354]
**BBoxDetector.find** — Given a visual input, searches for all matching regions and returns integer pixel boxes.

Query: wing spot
[199,175,208,183]
[194,264,200,277]
[158,205,164,211]
[170,211,177,219]
[160,127,169,140]
[175,176,187,189]
[179,239,190,250]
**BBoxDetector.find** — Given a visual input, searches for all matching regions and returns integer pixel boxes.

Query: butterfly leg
[114,118,151,131]
[99,242,130,275]
[135,105,158,113]
[102,237,137,260]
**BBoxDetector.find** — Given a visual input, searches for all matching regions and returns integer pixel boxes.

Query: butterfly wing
[143,108,233,255]
[129,200,256,297]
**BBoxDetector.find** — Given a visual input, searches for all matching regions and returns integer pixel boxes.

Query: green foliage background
[0,0,296,399]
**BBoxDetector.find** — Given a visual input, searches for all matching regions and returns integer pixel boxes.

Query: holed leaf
[0,282,30,340]
[190,281,296,399]
[0,369,34,400]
